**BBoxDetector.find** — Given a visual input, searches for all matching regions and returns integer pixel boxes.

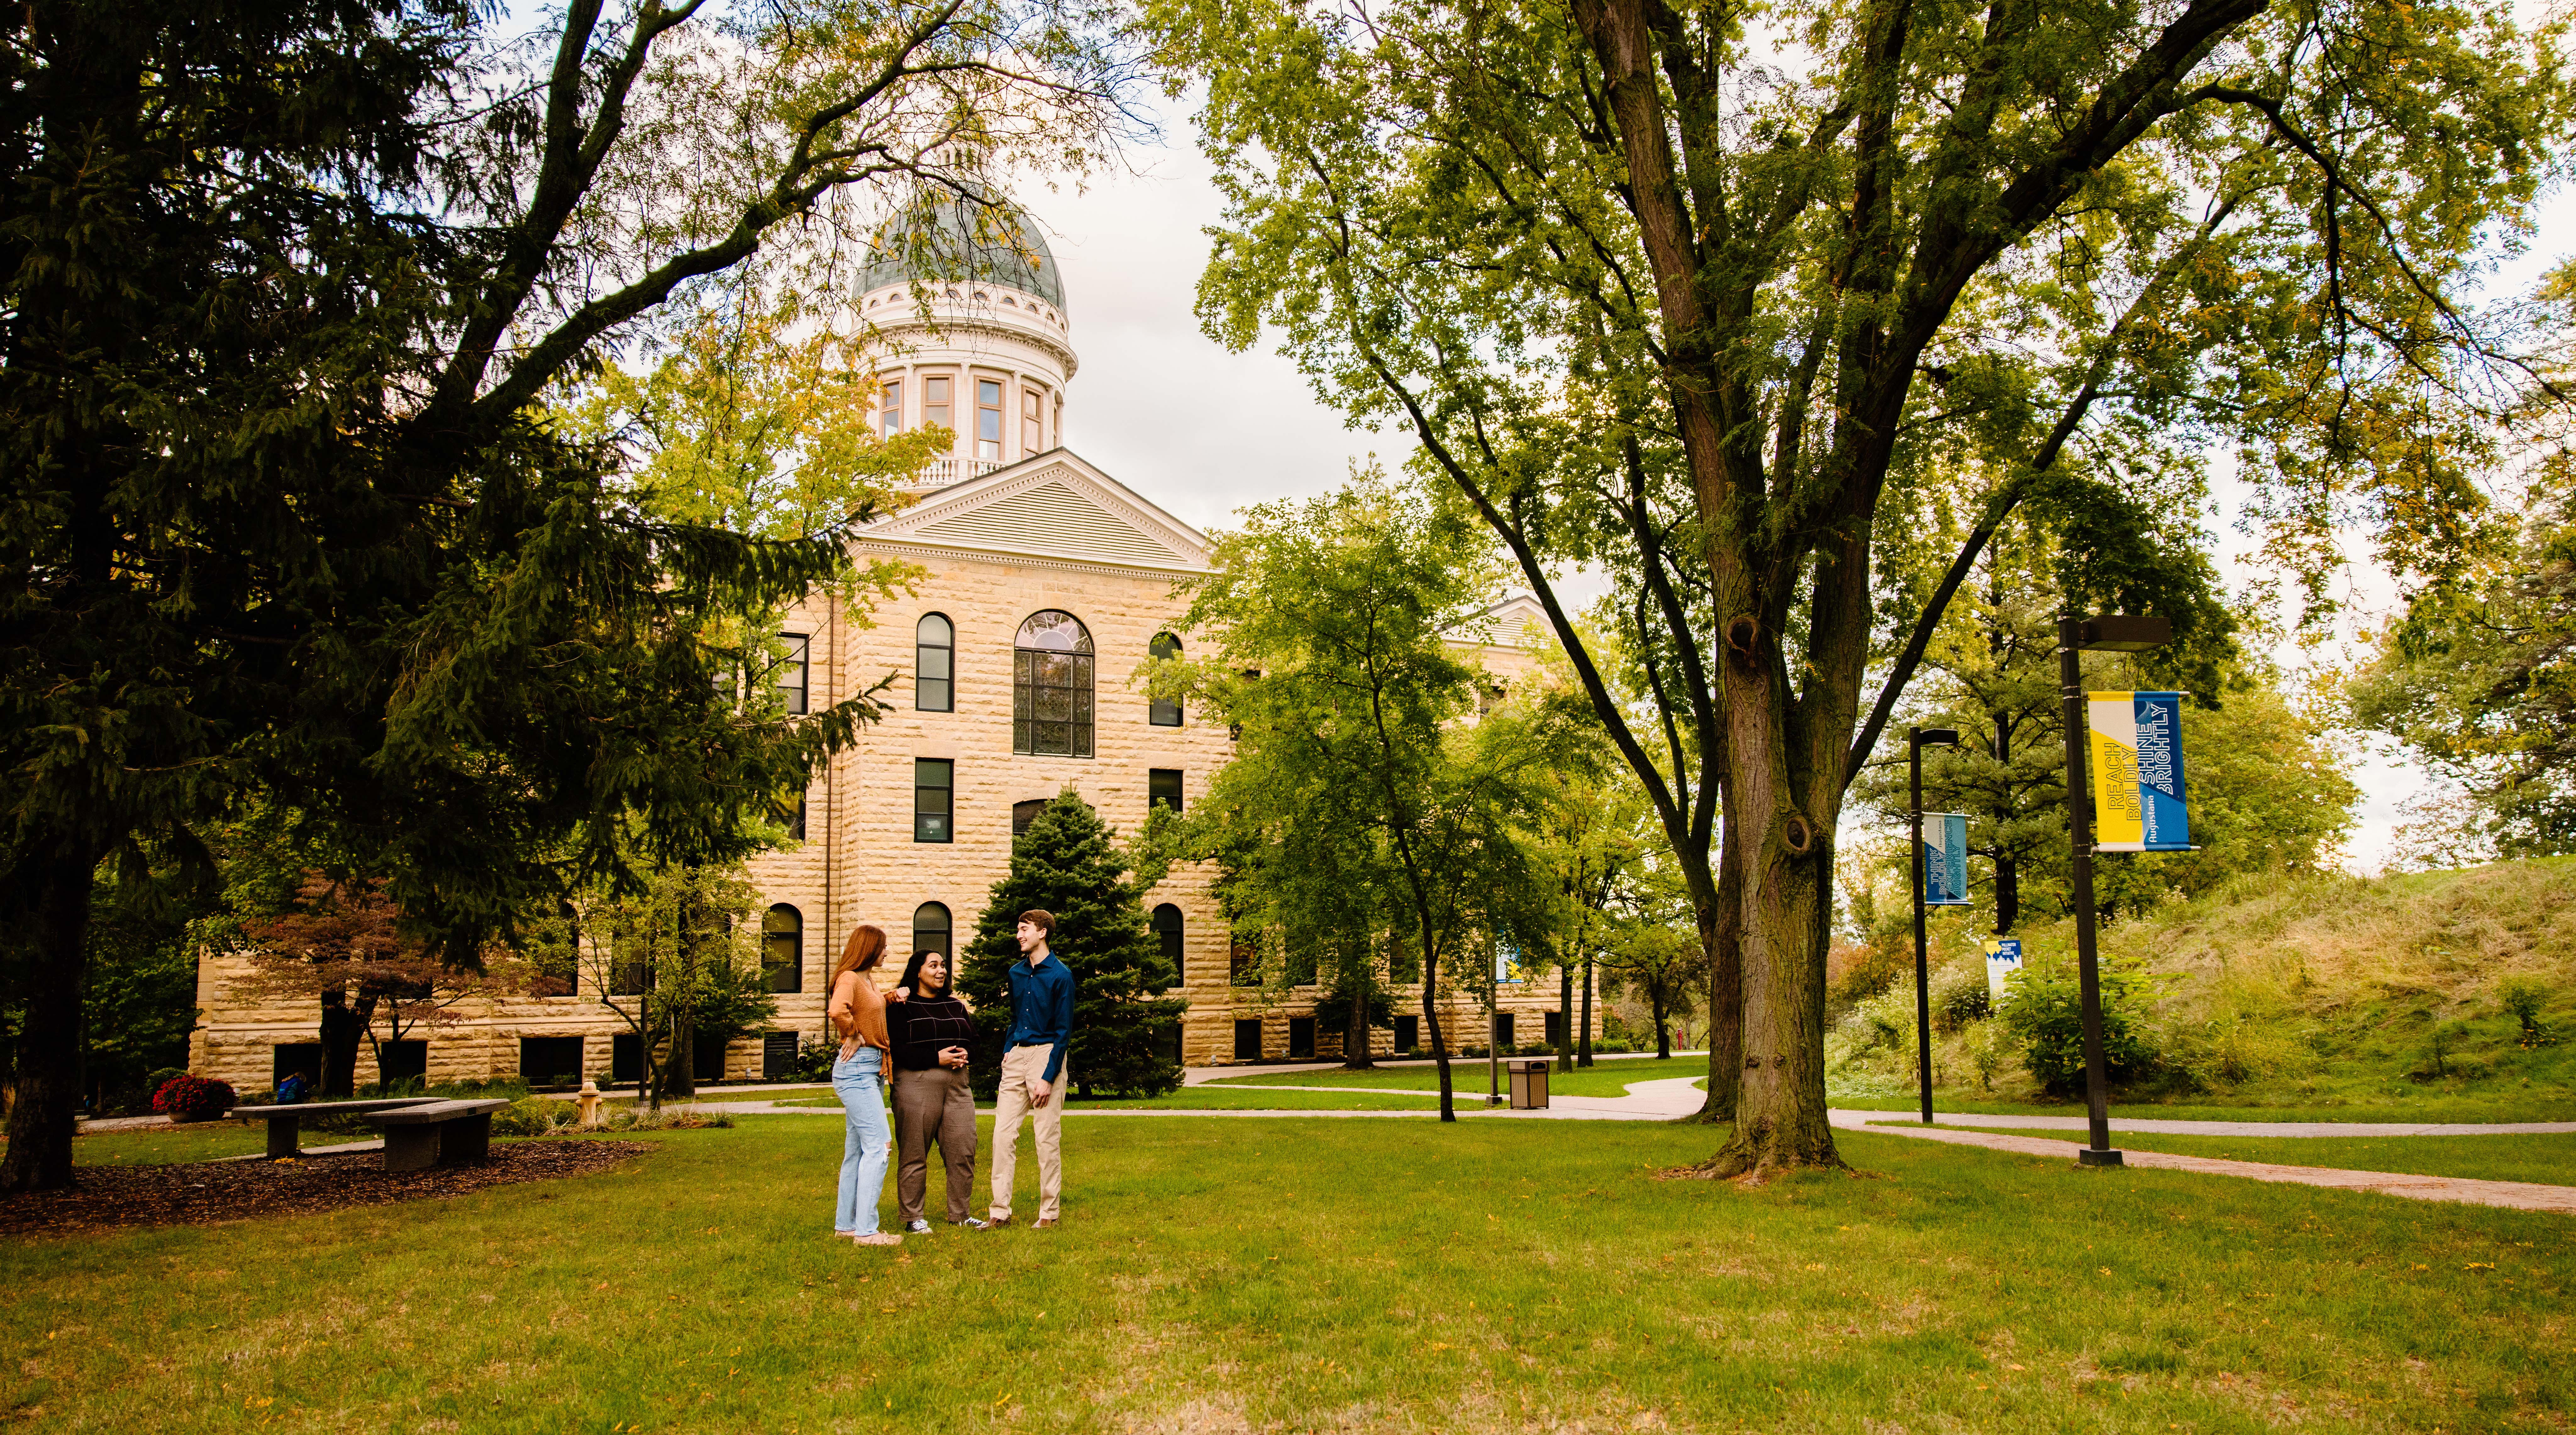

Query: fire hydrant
[576,1079,603,1128]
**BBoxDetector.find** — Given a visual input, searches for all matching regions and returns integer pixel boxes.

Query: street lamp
[2056,614,2171,1166]
[1909,725,1960,1125]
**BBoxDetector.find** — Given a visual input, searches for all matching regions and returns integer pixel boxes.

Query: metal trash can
[1507,1058,1550,1110]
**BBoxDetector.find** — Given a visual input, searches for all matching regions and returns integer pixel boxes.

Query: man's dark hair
[1019,909,1056,936]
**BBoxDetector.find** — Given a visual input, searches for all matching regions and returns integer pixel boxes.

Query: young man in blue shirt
[988,908,1075,1227]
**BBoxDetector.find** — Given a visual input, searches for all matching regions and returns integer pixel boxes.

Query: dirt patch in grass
[0,1137,647,1238]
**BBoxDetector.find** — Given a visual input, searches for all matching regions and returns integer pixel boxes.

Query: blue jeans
[834,1048,892,1235]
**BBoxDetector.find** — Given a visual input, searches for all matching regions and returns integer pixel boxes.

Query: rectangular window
[377,1040,427,1084]
[779,634,809,715]
[1022,388,1043,455]
[976,379,1004,460]
[922,376,951,439]
[692,1029,728,1083]
[1288,1016,1315,1059]
[914,758,953,843]
[1229,936,1262,986]
[1493,1013,1515,1050]
[761,1031,801,1081]
[1149,768,1183,815]
[611,1032,643,1084]
[519,1036,583,1087]
[609,960,650,997]
[1546,1011,1567,1047]
[1392,1015,1418,1053]
[880,379,904,436]
[1233,1019,1263,1061]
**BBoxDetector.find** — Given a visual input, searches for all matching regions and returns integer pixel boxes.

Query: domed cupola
[856,187,1076,490]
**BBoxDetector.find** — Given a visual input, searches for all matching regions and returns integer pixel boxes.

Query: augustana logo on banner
[2087,690,2190,852]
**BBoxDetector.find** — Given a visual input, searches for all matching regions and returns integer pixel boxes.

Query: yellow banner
[2088,692,2144,849]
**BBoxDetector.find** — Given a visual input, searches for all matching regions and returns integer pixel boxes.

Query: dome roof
[858,187,1064,309]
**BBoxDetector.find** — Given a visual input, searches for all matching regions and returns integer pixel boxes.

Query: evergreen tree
[954,791,1185,1100]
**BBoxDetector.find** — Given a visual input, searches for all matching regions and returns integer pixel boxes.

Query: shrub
[152,1074,237,1122]
[2498,978,2556,1049]
[1995,957,2160,1096]
[490,1098,583,1137]
[1934,966,1992,1030]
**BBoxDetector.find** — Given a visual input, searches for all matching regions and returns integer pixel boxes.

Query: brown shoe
[1033,1217,1057,1229]
[985,1215,1012,1228]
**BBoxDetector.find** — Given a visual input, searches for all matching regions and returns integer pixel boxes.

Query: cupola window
[977,380,1004,461]
[880,380,904,437]
[923,376,952,441]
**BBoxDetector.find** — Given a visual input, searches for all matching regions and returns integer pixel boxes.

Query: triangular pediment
[861,450,1213,572]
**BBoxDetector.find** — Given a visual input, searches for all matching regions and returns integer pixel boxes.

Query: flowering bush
[152,1074,237,1122]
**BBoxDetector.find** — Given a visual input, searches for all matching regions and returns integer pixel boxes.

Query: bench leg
[436,1114,492,1166]
[382,1124,440,1172]
[266,1116,300,1161]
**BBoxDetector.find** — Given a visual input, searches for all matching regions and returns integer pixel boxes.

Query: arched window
[1148,633,1183,727]
[761,905,803,994]
[1013,610,1094,757]
[1152,903,1184,986]
[916,613,954,712]
[912,902,952,961]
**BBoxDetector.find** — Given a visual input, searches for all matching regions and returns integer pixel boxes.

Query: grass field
[1919,1125,2576,1188]
[73,1124,358,1166]
[1906,1095,2576,1124]
[7,1115,2571,1432]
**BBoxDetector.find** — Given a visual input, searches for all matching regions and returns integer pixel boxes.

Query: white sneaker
[905,1219,932,1234]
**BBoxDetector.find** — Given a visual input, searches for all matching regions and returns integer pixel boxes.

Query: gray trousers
[892,1065,977,1224]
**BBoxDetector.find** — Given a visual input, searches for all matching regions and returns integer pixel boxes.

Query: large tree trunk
[1685,819,1743,1122]
[319,991,364,1097]
[1343,957,1374,1070]
[2,851,98,1192]
[1557,959,1574,1073]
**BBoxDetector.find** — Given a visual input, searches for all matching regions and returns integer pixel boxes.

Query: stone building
[189,196,1590,1092]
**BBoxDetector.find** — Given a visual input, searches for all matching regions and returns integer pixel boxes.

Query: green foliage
[1149,475,1571,1082]
[2353,443,2576,861]
[955,792,1185,1101]
[1995,957,2162,1097]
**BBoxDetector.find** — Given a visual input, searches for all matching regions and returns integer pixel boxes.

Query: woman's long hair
[897,948,952,998]
[832,924,888,986]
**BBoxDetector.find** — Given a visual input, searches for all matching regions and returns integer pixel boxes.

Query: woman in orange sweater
[827,925,899,1246]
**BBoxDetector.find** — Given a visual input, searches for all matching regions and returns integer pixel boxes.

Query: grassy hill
[1829,856,2576,1114]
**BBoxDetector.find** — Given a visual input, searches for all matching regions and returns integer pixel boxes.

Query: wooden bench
[362,1099,511,1171]
[231,1098,440,1161]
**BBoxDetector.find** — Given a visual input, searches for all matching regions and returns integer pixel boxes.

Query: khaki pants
[989,1043,1065,1222]
[893,1065,977,1225]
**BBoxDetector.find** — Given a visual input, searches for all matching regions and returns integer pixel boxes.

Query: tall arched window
[761,905,803,994]
[1013,610,1094,757]
[1148,633,1183,727]
[912,902,952,961]
[1151,903,1184,986]
[916,613,954,712]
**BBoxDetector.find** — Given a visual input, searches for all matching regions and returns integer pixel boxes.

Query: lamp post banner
[1983,937,2024,998]
[2087,690,2190,851]
[1923,812,1972,905]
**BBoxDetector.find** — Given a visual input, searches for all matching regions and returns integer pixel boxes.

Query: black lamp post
[1909,725,1960,1125]
[2055,614,2171,1166]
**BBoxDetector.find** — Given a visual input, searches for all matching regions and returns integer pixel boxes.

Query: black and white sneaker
[905,1219,933,1234]
[956,1216,991,1230]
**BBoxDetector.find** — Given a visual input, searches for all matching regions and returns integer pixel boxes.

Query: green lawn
[758,1086,1449,1111]
[7,1116,2572,1432]
[1206,1054,1713,1097]
[72,1124,358,1167]
[1919,1124,2576,1188]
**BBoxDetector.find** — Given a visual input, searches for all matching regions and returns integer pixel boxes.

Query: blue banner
[1983,937,2024,998]
[1923,812,1970,906]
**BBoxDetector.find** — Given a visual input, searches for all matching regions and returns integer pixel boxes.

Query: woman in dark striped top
[886,950,983,1231]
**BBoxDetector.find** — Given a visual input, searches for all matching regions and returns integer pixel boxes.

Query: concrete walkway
[1827,1109,2576,1214]
[1851,1110,2576,1138]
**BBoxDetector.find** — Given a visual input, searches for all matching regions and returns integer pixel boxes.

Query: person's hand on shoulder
[890,986,909,1003]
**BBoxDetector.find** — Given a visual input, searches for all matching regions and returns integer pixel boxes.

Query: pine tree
[954,791,1184,1100]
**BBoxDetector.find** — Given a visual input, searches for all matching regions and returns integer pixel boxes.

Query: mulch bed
[0,1138,648,1238]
